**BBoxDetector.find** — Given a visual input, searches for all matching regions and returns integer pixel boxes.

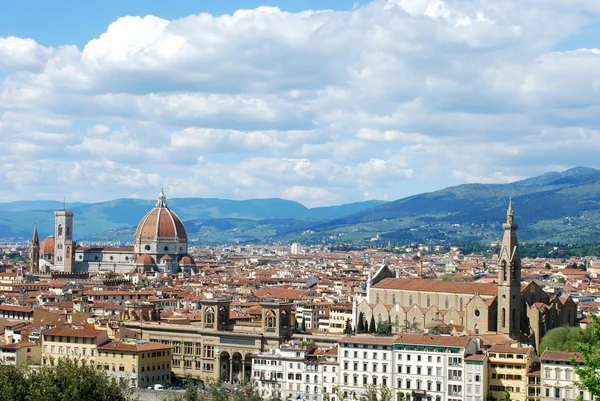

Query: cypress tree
[369,315,376,334]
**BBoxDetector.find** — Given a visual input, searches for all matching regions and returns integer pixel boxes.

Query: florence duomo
[30,188,197,277]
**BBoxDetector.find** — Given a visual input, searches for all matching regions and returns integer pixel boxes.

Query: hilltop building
[32,188,196,275]
[356,200,577,348]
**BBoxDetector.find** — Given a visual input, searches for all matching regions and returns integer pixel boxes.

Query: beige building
[357,200,577,346]
[488,344,536,401]
[0,341,41,366]
[41,327,109,365]
[123,299,293,383]
[97,339,172,388]
[540,350,591,401]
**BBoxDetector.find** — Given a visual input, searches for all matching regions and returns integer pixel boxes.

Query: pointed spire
[32,224,39,245]
[156,186,168,208]
[507,197,514,217]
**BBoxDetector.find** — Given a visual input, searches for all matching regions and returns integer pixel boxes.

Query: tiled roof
[541,350,583,362]
[372,278,498,296]
[43,327,106,338]
[97,340,171,352]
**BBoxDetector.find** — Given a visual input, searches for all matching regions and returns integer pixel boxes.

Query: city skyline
[1,0,600,206]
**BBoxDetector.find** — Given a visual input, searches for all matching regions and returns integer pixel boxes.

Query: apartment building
[97,339,172,388]
[488,344,536,401]
[41,327,109,365]
[393,334,480,401]
[297,303,328,330]
[465,354,488,401]
[253,343,338,401]
[339,336,396,400]
[540,351,591,401]
[0,341,41,365]
[329,303,353,334]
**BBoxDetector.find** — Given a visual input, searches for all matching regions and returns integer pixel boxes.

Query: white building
[253,343,338,401]
[540,350,591,401]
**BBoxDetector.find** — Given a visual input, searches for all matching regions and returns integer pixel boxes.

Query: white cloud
[1,0,600,205]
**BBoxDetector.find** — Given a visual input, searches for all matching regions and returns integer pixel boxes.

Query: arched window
[314,375,318,383]
[392,295,396,305]
[501,308,506,328]
[395,315,399,328]
[427,295,431,308]
[266,310,276,328]
[66,226,70,237]
[460,298,463,312]
[376,293,380,304]
[445,297,449,309]
[502,261,507,281]
[58,225,63,237]
[378,314,382,324]
[205,307,215,325]
[409,295,413,306]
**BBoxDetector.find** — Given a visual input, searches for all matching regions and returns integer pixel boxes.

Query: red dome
[134,188,187,241]
[179,255,195,266]
[40,236,55,254]
[136,254,156,266]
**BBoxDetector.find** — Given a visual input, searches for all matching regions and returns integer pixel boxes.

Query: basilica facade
[356,200,577,349]
[30,188,196,276]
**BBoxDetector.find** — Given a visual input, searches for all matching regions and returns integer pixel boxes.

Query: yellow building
[488,344,536,401]
[97,339,173,388]
[42,327,109,365]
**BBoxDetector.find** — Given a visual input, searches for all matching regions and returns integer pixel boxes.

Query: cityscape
[1,1,600,401]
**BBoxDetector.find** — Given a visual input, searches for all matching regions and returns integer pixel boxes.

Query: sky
[1,0,600,207]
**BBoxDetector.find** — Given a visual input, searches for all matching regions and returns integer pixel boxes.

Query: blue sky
[0,0,599,206]
[0,0,360,47]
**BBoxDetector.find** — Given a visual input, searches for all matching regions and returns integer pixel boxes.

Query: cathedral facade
[356,200,577,348]
[30,188,196,276]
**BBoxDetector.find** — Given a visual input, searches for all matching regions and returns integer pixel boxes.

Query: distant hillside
[0,197,387,241]
[281,166,600,245]
[4,167,600,245]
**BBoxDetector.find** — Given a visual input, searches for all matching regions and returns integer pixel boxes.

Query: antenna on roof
[63,197,66,210]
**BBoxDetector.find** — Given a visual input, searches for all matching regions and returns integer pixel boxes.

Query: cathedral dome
[136,254,156,266]
[40,236,55,254]
[179,255,195,266]
[134,188,187,242]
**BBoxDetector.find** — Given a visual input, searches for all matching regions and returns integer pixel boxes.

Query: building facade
[357,201,577,347]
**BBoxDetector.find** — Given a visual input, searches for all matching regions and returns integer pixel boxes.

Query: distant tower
[54,209,74,273]
[30,225,40,274]
[497,198,522,339]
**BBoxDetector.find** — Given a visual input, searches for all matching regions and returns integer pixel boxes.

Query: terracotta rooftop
[372,278,498,296]
[43,327,106,338]
[97,340,172,352]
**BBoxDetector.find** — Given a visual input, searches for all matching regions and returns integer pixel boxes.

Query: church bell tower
[497,198,522,339]
[54,209,74,273]
[30,225,40,275]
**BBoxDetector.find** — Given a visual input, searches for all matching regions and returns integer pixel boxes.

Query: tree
[397,391,405,401]
[269,389,283,401]
[573,314,600,399]
[182,382,199,401]
[376,322,392,336]
[369,316,376,334]
[0,358,135,401]
[344,319,353,334]
[301,319,307,332]
[541,326,595,352]
[358,312,365,333]
[361,384,378,401]
[502,389,511,401]
[380,385,392,401]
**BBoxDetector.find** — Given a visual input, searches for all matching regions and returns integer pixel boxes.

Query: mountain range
[2,166,600,245]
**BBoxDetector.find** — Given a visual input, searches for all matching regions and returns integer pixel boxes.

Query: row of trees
[356,313,393,335]
[0,358,135,401]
